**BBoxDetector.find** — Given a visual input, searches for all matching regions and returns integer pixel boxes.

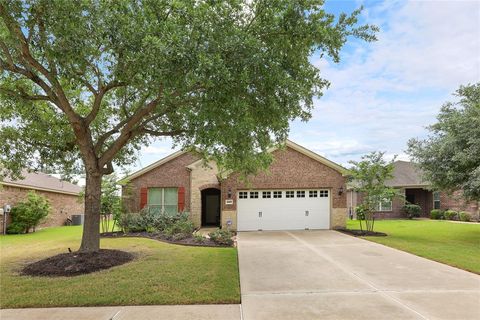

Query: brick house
[120,140,348,231]
[347,161,480,220]
[0,171,84,233]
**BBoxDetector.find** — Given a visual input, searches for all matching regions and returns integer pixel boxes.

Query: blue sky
[125,0,480,174]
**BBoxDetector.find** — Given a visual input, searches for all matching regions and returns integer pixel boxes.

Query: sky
[126,0,480,175]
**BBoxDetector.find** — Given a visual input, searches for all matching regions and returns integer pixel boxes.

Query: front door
[201,188,221,226]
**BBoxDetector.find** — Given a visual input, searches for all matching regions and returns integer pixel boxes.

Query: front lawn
[0,226,240,308]
[347,219,480,274]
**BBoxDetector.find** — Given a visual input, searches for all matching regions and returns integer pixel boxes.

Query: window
[273,191,282,198]
[148,187,178,214]
[250,191,259,199]
[286,191,295,198]
[296,190,305,198]
[433,192,441,209]
[262,191,271,198]
[239,191,248,199]
[377,199,392,211]
[309,190,318,198]
[319,190,329,197]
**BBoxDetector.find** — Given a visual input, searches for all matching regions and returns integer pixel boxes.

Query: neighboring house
[347,161,480,220]
[119,140,348,231]
[0,171,84,233]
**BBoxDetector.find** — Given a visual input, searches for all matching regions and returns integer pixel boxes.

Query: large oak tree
[408,83,480,203]
[0,0,377,252]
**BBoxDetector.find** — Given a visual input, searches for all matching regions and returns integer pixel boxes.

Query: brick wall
[0,185,84,233]
[122,152,199,213]
[221,147,347,228]
[440,190,479,220]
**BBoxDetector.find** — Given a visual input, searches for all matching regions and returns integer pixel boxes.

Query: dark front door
[201,188,221,226]
[406,193,415,204]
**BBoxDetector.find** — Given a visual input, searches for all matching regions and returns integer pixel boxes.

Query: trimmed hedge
[430,209,444,220]
[444,210,458,221]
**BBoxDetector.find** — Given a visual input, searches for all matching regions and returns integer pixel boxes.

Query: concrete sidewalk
[0,304,241,320]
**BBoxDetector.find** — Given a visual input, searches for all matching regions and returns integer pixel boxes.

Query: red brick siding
[0,185,84,233]
[221,147,346,211]
[122,152,199,213]
[439,190,479,219]
[353,191,405,219]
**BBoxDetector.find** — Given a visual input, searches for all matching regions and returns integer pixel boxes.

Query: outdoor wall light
[338,186,344,196]
[227,188,232,199]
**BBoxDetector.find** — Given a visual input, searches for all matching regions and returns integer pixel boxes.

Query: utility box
[71,214,84,226]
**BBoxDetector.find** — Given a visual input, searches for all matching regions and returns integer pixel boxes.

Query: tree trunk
[79,171,102,252]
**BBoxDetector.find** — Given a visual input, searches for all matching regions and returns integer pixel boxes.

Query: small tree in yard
[100,175,122,233]
[348,152,397,233]
[408,83,480,207]
[0,1,377,252]
[7,191,50,234]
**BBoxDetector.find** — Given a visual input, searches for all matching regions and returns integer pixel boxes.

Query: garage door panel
[237,189,330,231]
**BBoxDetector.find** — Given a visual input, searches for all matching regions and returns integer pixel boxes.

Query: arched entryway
[201,188,221,227]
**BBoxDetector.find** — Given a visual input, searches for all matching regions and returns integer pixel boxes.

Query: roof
[385,161,429,188]
[119,140,346,184]
[1,170,83,195]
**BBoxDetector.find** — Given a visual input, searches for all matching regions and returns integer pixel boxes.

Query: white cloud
[140,145,170,155]
[293,0,480,165]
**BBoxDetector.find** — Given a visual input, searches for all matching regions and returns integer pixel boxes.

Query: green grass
[347,219,480,274]
[0,226,240,308]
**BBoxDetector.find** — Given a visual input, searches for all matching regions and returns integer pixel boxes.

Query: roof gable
[119,140,346,184]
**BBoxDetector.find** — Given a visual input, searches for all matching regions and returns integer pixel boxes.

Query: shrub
[163,219,195,239]
[444,210,458,220]
[193,233,206,244]
[430,209,444,220]
[117,212,147,232]
[459,211,471,222]
[6,222,26,234]
[208,229,234,246]
[403,204,421,219]
[152,211,191,232]
[6,191,50,234]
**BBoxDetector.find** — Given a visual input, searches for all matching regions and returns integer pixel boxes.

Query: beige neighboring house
[119,140,348,231]
[0,170,84,233]
[347,161,480,220]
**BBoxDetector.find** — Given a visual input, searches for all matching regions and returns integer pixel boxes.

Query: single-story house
[119,140,348,231]
[0,170,84,233]
[347,160,480,220]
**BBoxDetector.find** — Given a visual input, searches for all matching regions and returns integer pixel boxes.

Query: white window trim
[377,200,393,212]
[433,191,441,209]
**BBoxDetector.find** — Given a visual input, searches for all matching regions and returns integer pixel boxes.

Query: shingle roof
[1,170,82,195]
[386,161,429,187]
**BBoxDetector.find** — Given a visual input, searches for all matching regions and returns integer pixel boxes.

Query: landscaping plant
[6,191,50,234]
[459,211,471,222]
[0,1,377,252]
[444,210,458,221]
[209,229,234,246]
[348,152,398,233]
[430,209,444,220]
[403,204,422,219]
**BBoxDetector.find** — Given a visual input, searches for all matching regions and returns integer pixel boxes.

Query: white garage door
[237,189,330,231]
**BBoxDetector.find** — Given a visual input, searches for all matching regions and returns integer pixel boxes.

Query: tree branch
[0,86,51,101]
[85,80,126,125]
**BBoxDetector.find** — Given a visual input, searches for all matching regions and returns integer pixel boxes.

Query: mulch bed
[338,229,388,237]
[22,249,135,277]
[101,231,233,247]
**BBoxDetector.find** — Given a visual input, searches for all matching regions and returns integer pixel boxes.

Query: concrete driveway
[237,230,480,320]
